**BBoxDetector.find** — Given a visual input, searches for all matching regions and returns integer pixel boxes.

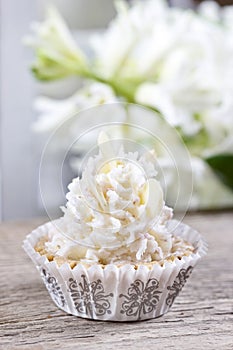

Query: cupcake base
[23,220,207,322]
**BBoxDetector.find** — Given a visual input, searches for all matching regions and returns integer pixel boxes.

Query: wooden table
[0,212,232,350]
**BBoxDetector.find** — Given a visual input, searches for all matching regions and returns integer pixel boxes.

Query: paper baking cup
[23,220,207,322]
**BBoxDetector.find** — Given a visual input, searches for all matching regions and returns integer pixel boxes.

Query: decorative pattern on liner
[41,268,66,307]
[166,266,193,307]
[119,279,161,320]
[68,275,113,318]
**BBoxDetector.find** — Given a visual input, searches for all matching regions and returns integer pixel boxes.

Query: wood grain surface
[0,212,232,350]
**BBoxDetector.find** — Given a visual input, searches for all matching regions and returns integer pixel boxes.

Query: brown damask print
[120,278,161,320]
[166,266,193,307]
[68,275,113,317]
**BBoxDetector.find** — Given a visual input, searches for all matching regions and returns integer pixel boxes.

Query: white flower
[25,5,89,80]
[92,0,233,147]
[28,0,233,210]
[199,1,233,29]
[158,155,233,210]
[190,157,233,209]
[91,0,169,81]
[33,82,117,133]
[136,82,203,136]
[198,1,221,22]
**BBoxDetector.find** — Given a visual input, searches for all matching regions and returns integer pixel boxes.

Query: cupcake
[23,133,207,321]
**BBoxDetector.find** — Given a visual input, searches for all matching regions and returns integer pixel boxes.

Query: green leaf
[205,154,233,191]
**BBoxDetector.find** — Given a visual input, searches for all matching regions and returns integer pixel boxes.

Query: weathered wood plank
[0,212,233,350]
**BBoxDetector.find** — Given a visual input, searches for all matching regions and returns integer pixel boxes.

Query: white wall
[0,0,40,221]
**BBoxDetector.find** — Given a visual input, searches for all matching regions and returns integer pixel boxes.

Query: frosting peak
[46,134,174,264]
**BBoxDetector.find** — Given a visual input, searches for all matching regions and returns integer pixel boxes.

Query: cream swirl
[45,133,174,263]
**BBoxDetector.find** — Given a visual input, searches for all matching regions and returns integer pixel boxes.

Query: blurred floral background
[0,0,232,220]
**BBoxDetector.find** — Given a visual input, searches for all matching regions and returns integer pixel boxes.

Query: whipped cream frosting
[44,133,189,264]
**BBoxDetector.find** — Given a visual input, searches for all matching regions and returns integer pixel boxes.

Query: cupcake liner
[23,219,207,322]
